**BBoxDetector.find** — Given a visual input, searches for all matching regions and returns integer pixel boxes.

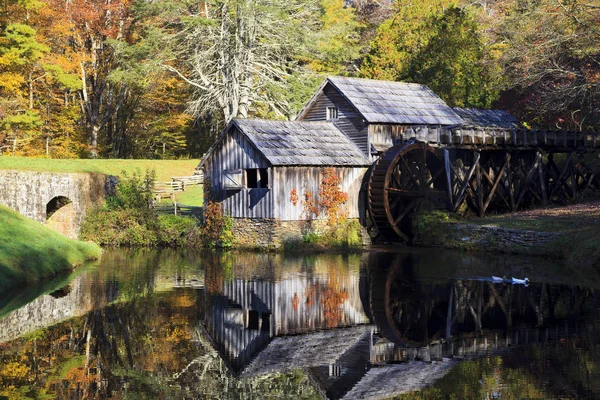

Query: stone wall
[231,218,371,249]
[414,222,560,256]
[0,170,111,239]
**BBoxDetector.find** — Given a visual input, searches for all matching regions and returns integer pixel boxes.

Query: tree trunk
[90,124,100,158]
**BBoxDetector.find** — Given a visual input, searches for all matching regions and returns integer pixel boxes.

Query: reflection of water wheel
[368,142,447,241]
[368,255,429,347]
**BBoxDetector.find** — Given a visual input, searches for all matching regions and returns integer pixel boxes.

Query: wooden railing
[153,181,184,202]
[171,174,203,188]
[403,126,600,151]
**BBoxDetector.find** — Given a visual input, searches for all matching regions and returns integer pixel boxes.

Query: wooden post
[568,153,577,198]
[507,152,515,211]
[537,151,548,204]
[476,152,484,216]
[444,149,453,210]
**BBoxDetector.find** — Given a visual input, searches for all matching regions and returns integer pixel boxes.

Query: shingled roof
[301,76,464,126]
[231,119,370,166]
[453,107,520,129]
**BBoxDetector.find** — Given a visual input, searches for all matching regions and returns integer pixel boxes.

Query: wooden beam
[515,152,542,209]
[452,152,480,212]
[482,152,511,213]
[444,149,453,210]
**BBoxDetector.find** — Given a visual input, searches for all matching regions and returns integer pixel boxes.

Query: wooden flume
[368,127,600,241]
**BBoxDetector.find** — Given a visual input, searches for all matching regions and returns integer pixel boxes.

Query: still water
[1,248,600,399]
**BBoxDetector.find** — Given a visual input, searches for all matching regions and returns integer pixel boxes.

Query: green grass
[0,204,101,294]
[0,156,204,206]
[0,156,200,181]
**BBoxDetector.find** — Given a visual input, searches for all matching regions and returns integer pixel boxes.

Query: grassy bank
[413,202,600,269]
[0,204,101,294]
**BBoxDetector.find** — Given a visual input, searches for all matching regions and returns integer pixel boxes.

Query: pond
[1,247,600,399]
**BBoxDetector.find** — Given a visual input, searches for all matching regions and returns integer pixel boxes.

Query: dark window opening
[327,106,339,120]
[246,168,269,188]
[259,168,269,188]
[261,312,271,332]
[46,196,72,220]
[247,310,260,330]
[246,169,258,188]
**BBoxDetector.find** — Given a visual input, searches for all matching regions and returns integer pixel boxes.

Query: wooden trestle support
[368,141,600,241]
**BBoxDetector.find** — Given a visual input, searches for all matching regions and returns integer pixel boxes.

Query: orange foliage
[290,168,349,225]
[319,168,348,225]
[291,292,300,311]
[290,188,299,206]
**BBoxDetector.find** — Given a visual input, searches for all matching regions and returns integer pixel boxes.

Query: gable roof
[231,119,370,167]
[453,107,520,129]
[298,76,464,126]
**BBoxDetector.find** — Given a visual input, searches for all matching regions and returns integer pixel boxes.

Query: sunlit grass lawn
[0,156,204,206]
[0,204,101,294]
[0,156,200,181]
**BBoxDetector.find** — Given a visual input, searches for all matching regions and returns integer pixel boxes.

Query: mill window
[326,106,339,120]
[245,168,269,188]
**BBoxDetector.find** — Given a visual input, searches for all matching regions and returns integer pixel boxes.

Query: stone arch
[45,196,77,238]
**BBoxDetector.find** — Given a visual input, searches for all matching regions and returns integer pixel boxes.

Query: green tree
[0,23,47,153]
[307,0,363,74]
[361,2,501,108]
[361,0,449,80]
[409,7,499,108]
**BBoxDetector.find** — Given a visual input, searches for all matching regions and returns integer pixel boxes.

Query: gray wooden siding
[272,166,367,220]
[204,128,274,218]
[369,124,409,151]
[300,84,369,156]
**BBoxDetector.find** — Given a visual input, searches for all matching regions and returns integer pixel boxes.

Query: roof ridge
[327,75,427,87]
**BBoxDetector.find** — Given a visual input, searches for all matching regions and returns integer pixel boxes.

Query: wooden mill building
[198,76,488,246]
[199,76,599,245]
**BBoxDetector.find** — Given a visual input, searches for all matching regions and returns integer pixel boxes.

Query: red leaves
[291,167,349,225]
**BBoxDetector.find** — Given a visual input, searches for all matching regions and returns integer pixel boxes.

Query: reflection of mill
[202,254,598,399]
[366,254,596,367]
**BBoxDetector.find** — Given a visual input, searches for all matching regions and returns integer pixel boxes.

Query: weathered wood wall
[204,128,274,218]
[272,166,368,220]
[369,124,409,152]
[300,83,369,156]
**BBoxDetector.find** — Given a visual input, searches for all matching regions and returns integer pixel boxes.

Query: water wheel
[368,142,447,241]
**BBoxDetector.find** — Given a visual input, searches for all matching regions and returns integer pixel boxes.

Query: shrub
[202,200,234,248]
[80,168,201,247]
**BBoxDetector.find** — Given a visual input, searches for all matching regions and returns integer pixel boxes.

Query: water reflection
[0,248,599,399]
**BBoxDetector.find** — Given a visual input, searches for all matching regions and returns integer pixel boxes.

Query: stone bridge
[0,170,111,239]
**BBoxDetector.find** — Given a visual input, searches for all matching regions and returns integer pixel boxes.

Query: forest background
[0,0,597,160]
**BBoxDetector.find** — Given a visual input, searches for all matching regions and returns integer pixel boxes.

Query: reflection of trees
[0,289,200,398]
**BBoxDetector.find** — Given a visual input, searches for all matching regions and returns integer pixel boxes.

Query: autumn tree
[42,0,137,157]
[496,0,600,130]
